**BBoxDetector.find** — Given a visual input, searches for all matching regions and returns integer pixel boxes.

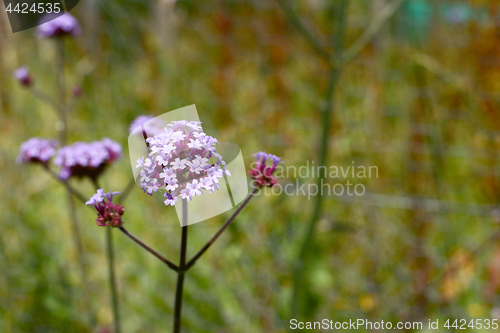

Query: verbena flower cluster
[17,138,58,164]
[86,189,124,227]
[249,151,282,187]
[55,138,122,180]
[14,67,33,87]
[36,13,81,38]
[129,115,165,137]
[136,120,230,206]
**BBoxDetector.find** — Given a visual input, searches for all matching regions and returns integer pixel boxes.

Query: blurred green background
[2,0,500,332]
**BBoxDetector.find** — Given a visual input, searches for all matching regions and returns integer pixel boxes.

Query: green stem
[185,188,258,270]
[117,178,137,205]
[118,226,179,272]
[68,192,96,327]
[173,200,188,333]
[290,0,348,319]
[93,179,121,333]
[55,37,96,327]
[106,227,121,333]
[56,38,67,145]
[276,0,331,63]
[41,164,87,203]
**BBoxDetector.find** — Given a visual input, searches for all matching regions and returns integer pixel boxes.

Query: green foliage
[2,0,500,332]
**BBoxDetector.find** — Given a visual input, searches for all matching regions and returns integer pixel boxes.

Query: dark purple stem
[173,199,188,333]
[118,226,179,272]
[185,187,258,270]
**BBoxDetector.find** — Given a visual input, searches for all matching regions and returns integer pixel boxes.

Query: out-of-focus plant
[16,13,284,332]
[15,12,123,332]
[85,120,282,332]
[278,0,404,319]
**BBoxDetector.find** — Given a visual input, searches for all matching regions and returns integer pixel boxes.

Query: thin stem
[41,164,87,204]
[30,86,59,110]
[56,38,67,144]
[67,190,96,327]
[173,200,188,333]
[106,227,121,333]
[185,187,258,270]
[41,158,95,328]
[117,178,137,205]
[290,0,348,319]
[277,0,331,63]
[118,226,179,271]
[41,45,95,325]
[41,166,95,325]
[338,0,404,67]
[278,0,403,69]
[93,179,121,333]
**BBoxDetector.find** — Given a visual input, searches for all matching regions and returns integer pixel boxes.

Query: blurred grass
[2,0,500,332]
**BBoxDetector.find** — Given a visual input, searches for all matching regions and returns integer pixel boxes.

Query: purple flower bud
[14,66,33,87]
[73,86,83,97]
[36,13,81,38]
[17,138,58,164]
[86,189,124,227]
[129,115,153,133]
[129,115,166,138]
[249,151,282,187]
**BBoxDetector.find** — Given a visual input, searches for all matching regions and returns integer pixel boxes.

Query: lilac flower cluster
[54,138,122,180]
[249,152,282,187]
[129,115,165,137]
[136,120,230,205]
[14,67,33,87]
[17,138,58,164]
[86,189,124,227]
[36,13,81,38]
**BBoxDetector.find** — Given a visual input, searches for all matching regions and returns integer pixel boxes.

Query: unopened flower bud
[86,189,125,227]
[249,151,282,187]
[14,67,33,87]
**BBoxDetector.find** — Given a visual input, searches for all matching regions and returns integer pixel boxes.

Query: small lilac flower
[14,67,33,87]
[86,189,104,205]
[164,192,177,206]
[171,158,186,170]
[136,157,145,168]
[181,180,202,200]
[36,13,81,38]
[136,120,230,205]
[199,177,213,190]
[249,152,283,187]
[129,115,165,137]
[17,138,58,164]
[86,189,124,227]
[54,138,122,180]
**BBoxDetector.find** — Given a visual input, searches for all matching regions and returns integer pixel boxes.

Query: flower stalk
[106,227,120,333]
[185,187,258,270]
[56,37,67,145]
[118,227,179,271]
[90,182,121,333]
[173,199,188,333]
[85,128,281,332]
